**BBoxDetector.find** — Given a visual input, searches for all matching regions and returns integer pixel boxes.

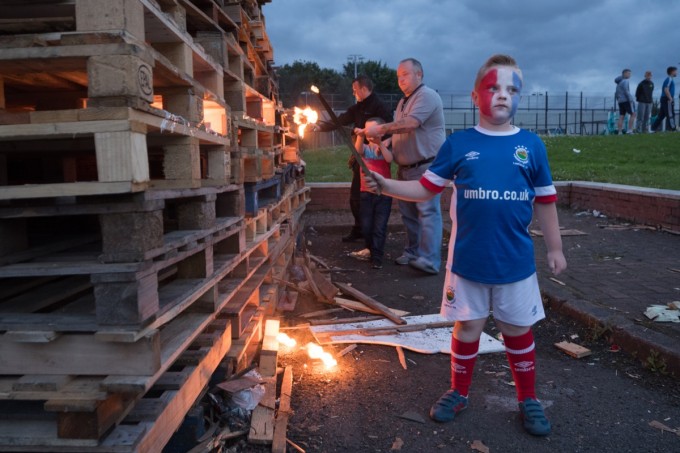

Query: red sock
[450,336,479,397]
[504,330,537,401]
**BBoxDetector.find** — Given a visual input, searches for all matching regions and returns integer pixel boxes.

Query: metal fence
[296,91,675,148]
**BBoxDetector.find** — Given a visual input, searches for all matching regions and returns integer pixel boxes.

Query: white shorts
[440,272,545,327]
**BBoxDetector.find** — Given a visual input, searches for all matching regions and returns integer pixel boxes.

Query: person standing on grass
[635,71,654,133]
[312,75,393,243]
[348,117,393,270]
[363,54,567,436]
[615,69,636,134]
[360,58,445,275]
[651,66,677,132]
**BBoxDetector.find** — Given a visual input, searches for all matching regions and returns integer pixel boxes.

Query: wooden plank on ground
[248,370,276,445]
[396,346,407,370]
[259,319,280,377]
[271,366,293,453]
[334,282,406,325]
[310,267,338,302]
[554,341,592,358]
[334,297,410,317]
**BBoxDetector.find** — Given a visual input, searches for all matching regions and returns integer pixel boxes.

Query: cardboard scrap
[555,341,592,358]
[644,304,680,323]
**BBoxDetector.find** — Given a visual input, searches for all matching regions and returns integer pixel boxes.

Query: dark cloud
[264,0,679,97]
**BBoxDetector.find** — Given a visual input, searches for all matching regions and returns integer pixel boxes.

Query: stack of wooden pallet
[0,0,305,450]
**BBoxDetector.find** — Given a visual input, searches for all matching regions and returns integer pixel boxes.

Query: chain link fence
[296,91,675,148]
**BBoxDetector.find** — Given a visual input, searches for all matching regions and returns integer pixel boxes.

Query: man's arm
[534,202,567,275]
[361,116,420,139]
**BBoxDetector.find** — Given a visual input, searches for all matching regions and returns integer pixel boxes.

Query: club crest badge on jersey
[445,286,456,303]
[513,146,529,168]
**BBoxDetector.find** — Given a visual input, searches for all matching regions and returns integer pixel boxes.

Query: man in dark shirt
[635,71,654,133]
[314,75,393,242]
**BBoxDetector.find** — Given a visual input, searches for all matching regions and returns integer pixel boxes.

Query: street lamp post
[347,54,364,78]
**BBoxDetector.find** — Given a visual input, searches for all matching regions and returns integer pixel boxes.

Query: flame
[276,332,297,348]
[293,106,318,138]
[305,342,337,369]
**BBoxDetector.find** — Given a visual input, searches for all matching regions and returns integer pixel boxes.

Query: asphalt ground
[303,205,680,377]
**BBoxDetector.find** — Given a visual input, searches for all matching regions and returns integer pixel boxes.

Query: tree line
[275,59,400,109]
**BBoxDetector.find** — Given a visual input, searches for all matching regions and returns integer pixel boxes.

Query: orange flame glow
[305,342,337,369]
[293,107,318,138]
[276,332,297,348]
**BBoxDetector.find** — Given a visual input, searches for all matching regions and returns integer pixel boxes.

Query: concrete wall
[307,181,680,232]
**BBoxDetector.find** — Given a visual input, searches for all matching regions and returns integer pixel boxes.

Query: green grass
[302,133,680,190]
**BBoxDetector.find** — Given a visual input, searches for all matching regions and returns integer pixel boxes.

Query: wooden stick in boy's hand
[310,85,381,195]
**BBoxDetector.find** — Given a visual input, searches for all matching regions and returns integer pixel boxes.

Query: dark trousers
[349,161,362,232]
[652,98,676,131]
[359,192,392,264]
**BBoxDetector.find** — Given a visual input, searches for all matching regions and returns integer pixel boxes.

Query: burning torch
[310,85,382,195]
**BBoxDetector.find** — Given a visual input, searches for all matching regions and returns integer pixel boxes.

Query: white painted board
[310,314,505,355]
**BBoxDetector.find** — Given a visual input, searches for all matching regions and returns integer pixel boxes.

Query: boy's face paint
[475,67,522,124]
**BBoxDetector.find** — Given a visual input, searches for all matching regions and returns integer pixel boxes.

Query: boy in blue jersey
[364,54,567,437]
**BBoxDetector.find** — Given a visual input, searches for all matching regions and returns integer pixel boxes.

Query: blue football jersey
[421,126,557,284]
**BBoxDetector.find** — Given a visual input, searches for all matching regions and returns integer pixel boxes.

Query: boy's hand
[364,171,384,194]
[547,250,567,275]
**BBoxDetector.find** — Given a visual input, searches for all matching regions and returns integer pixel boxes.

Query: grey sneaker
[409,256,438,274]
[395,253,416,265]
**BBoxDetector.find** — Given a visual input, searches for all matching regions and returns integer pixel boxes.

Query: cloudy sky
[263,0,678,98]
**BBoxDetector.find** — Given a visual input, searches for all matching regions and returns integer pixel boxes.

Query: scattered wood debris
[309,254,331,270]
[272,366,294,452]
[335,296,410,317]
[300,308,345,319]
[337,344,358,357]
[186,429,248,453]
[397,410,426,424]
[335,282,407,325]
[286,437,306,452]
[471,439,490,453]
[216,375,267,394]
[391,437,404,450]
[277,290,299,311]
[396,346,408,370]
[648,420,680,436]
[555,341,592,358]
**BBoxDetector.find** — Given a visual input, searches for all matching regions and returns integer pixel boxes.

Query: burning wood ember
[276,332,297,349]
[292,106,318,138]
[305,342,337,369]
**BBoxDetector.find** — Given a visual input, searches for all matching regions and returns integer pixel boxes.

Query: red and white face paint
[474,66,523,126]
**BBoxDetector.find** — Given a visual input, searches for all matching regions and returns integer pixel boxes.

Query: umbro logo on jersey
[514,361,535,372]
[465,151,480,160]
